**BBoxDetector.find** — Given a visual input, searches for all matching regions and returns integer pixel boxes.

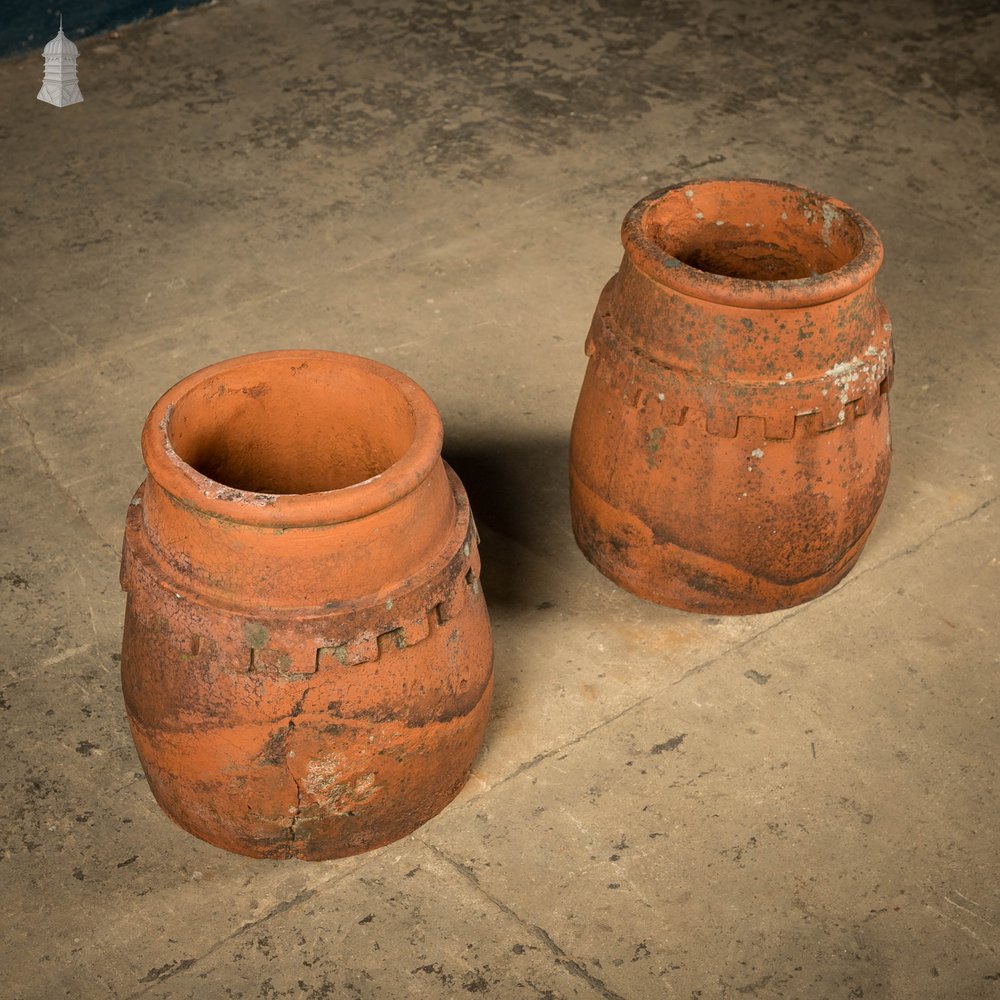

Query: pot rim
[621,178,884,309]
[141,349,444,528]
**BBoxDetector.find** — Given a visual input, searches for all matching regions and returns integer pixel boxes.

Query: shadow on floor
[443,431,577,611]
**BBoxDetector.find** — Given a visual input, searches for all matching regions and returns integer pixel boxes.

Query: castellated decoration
[38,16,83,108]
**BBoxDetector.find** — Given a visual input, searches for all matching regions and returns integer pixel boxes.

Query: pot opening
[166,359,418,495]
[645,182,865,282]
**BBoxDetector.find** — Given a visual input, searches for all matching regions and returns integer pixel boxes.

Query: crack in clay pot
[120,350,494,860]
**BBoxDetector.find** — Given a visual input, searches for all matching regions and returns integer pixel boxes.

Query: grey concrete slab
[0,402,122,669]
[121,841,609,1000]
[1,0,998,997]
[424,511,1000,1000]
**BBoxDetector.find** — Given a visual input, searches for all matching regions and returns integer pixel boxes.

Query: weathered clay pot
[570,179,894,614]
[120,350,493,859]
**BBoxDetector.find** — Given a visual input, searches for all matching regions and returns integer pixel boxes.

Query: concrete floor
[1,0,998,996]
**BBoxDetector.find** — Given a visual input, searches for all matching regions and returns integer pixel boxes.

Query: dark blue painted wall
[0,1,210,59]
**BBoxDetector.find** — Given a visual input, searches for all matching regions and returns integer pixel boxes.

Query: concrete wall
[0,1,209,59]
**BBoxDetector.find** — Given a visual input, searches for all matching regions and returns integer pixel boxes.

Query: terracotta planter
[570,179,894,614]
[120,350,493,860]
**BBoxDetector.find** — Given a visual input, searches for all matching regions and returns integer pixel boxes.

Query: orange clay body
[570,180,893,614]
[120,351,492,860]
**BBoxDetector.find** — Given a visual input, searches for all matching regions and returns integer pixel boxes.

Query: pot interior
[167,358,417,495]
[645,182,865,281]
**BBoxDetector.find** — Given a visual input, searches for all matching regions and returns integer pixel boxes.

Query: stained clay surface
[571,180,894,614]
[120,351,493,860]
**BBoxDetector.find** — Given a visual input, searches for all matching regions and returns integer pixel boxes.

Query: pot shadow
[443,430,588,770]
[443,431,576,613]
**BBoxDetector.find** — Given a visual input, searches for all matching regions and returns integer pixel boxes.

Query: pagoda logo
[38,16,84,108]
